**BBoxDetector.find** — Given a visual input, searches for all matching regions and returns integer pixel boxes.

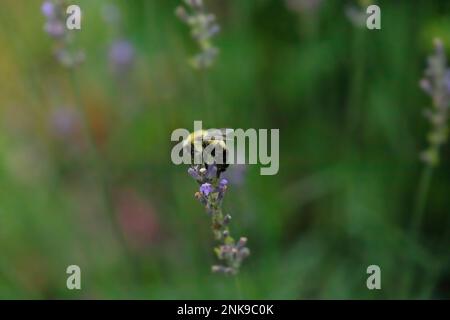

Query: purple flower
[42,0,84,67]
[50,107,80,139]
[206,165,217,179]
[44,20,65,38]
[216,178,228,201]
[42,1,64,38]
[223,164,247,186]
[109,40,135,74]
[188,167,200,180]
[219,178,228,187]
[41,1,55,18]
[199,183,213,196]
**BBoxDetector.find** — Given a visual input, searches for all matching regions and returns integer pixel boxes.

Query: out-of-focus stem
[411,164,433,236]
[201,70,213,124]
[402,164,434,298]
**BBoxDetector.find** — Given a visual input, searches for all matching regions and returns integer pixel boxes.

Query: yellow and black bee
[182,129,230,175]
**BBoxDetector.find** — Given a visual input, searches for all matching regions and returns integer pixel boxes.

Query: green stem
[402,164,434,298]
[411,165,433,236]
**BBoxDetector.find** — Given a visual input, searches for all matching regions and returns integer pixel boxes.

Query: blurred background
[0,0,449,299]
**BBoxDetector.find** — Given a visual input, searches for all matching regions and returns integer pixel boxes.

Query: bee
[182,129,230,175]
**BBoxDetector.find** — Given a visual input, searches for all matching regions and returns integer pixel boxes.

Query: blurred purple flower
[176,0,220,69]
[223,164,246,187]
[42,0,84,67]
[206,164,217,179]
[420,39,450,166]
[44,20,65,38]
[50,107,81,140]
[41,1,55,18]
[109,40,135,74]
[49,107,86,154]
[42,0,65,39]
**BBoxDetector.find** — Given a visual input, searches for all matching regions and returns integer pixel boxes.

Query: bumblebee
[182,129,230,175]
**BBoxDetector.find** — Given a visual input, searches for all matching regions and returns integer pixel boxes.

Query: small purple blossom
[223,164,247,186]
[219,178,228,187]
[206,164,217,179]
[188,167,200,180]
[44,19,65,38]
[109,40,135,74]
[217,178,228,196]
[50,107,81,139]
[216,179,228,201]
[42,1,65,39]
[41,1,55,18]
[199,183,213,196]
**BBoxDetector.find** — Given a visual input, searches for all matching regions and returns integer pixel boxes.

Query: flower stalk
[176,0,220,69]
[411,38,450,234]
[402,38,450,298]
[42,0,84,68]
[188,164,249,275]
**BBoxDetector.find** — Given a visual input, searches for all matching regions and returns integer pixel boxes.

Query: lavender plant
[402,39,450,298]
[175,0,220,69]
[42,0,84,68]
[102,4,135,76]
[411,39,450,234]
[108,39,135,75]
[419,39,450,167]
[188,163,250,275]
[175,1,247,275]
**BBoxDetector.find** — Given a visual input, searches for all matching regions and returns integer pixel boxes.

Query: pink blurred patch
[115,188,160,250]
